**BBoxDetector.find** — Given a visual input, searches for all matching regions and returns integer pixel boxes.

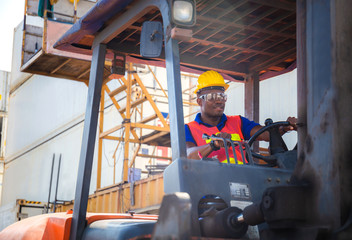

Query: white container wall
[2,123,94,205]
[0,71,10,206]
[260,69,297,149]
[6,75,88,160]
[0,71,10,112]
[3,75,93,206]
[0,202,17,231]
[224,82,245,116]
[10,20,37,93]
[0,162,3,206]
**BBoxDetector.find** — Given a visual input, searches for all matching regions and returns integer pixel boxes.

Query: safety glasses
[198,92,227,102]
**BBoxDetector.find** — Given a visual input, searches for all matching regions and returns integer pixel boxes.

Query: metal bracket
[122,118,131,124]
[110,52,126,79]
[152,193,192,239]
[170,27,193,42]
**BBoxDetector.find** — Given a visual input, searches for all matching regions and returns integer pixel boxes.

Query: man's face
[197,89,227,118]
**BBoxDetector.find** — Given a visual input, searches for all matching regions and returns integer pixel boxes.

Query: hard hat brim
[194,83,229,94]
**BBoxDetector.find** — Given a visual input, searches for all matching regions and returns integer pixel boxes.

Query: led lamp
[172,0,196,26]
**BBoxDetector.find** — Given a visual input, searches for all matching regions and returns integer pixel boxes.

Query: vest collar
[195,113,227,130]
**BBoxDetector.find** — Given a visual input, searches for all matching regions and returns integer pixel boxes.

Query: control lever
[202,133,233,163]
[265,118,288,155]
[201,134,253,164]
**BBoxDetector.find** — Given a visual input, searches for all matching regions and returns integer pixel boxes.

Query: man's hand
[280,117,297,134]
[212,132,232,148]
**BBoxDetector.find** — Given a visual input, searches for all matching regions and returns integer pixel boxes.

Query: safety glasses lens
[200,93,227,102]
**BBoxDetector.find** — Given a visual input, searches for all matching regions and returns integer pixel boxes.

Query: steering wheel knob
[265,118,273,126]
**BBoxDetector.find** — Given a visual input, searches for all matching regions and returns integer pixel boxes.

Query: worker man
[185,70,297,163]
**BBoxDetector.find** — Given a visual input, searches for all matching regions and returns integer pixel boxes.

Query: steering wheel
[247,119,291,167]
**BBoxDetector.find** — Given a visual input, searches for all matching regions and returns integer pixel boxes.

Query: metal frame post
[73,0,78,23]
[53,154,62,213]
[305,0,339,227]
[70,43,106,240]
[123,63,133,182]
[97,86,105,189]
[46,153,55,213]
[294,0,307,176]
[331,1,352,236]
[244,72,259,123]
[161,2,187,160]
[293,0,340,230]
[245,72,260,152]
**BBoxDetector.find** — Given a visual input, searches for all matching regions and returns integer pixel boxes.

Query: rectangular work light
[171,0,196,26]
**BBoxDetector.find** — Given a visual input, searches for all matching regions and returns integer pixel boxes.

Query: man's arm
[185,123,214,159]
[250,117,298,141]
[186,142,214,160]
[186,132,231,159]
[250,125,269,141]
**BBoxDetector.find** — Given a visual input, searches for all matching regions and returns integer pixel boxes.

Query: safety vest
[187,115,246,164]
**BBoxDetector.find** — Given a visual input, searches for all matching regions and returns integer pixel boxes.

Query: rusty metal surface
[21,20,110,82]
[24,0,296,81]
[140,131,171,147]
[106,0,297,80]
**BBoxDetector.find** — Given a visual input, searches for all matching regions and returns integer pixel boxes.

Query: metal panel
[82,219,156,240]
[305,0,337,227]
[293,0,339,230]
[331,1,352,236]
[164,158,293,236]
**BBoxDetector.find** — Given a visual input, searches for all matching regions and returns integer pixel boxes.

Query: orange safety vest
[187,115,246,164]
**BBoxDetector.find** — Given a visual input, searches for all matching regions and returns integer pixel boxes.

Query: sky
[0,0,26,72]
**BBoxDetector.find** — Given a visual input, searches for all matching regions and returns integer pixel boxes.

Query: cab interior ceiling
[75,0,296,81]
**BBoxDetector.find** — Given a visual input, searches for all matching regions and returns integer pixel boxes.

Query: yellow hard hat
[194,70,229,94]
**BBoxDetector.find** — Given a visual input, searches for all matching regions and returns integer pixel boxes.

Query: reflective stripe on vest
[187,115,245,163]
